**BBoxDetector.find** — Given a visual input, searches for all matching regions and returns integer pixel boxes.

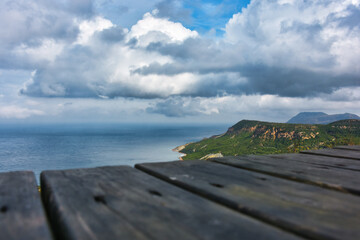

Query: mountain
[287,112,360,124]
[177,119,360,160]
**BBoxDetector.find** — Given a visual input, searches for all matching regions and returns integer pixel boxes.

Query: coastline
[172,143,191,161]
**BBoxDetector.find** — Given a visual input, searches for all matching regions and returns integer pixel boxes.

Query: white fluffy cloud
[225,0,360,74]
[21,12,201,98]
[0,105,44,119]
[128,10,198,47]
[75,16,114,45]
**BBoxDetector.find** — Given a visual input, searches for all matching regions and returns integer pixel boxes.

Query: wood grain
[252,153,360,172]
[137,160,360,240]
[334,145,360,152]
[41,166,301,240]
[0,171,53,240]
[212,154,360,195]
[301,148,360,160]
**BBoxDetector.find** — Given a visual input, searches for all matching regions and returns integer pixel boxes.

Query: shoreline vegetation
[172,144,190,160]
[175,119,360,161]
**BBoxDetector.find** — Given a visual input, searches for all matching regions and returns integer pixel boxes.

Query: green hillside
[177,119,360,160]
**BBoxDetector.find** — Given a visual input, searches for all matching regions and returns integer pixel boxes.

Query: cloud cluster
[0,0,357,122]
[21,11,200,98]
[226,0,360,74]
[146,92,360,120]
[139,0,360,97]
[0,0,94,69]
[17,0,360,101]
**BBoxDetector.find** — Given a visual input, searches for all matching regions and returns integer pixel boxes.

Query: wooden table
[1,146,360,240]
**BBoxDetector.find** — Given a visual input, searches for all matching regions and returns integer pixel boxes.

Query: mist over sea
[0,123,228,183]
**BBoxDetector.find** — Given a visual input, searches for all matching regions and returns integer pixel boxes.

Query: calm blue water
[0,123,228,183]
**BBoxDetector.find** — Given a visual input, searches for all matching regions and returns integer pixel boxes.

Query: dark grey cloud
[0,0,94,70]
[1,0,93,45]
[133,30,359,98]
[20,44,108,98]
[155,0,192,24]
[146,37,219,60]
[146,97,201,117]
[97,26,126,43]
[62,0,94,17]
[238,65,360,97]
[133,59,360,98]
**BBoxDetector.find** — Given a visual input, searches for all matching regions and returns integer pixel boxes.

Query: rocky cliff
[177,119,360,160]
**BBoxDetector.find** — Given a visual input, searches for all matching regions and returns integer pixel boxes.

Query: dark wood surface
[264,153,360,172]
[301,148,360,160]
[210,154,360,195]
[334,145,360,151]
[136,160,360,240]
[0,171,52,240]
[1,146,360,240]
[41,166,300,240]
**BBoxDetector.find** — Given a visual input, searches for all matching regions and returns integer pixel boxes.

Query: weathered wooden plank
[0,171,53,240]
[211,154,360,195]
[261,153,360,172]
[334,145,360,152]
[41,166,301,240]
[136,160,360,240]
[301,148,360,160]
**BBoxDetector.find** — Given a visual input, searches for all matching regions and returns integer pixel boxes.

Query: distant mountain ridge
[287,112,360,124]
[177,119,360,160]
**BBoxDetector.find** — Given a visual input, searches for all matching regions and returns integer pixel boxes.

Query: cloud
[155,0,192,24]
[0,0,94,69]
[320,87,360,101]
[127,11,198,47]
[17,0,360,101]
[75,16,114,45]
[146,96,219,117]
[20,12,199,98]
[141,0,360,96]
[225,0,360,73]
[0,105,44,119]
[146,93,360,121]
[93,0,163,27]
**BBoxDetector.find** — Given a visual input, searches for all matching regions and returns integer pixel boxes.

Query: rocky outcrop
[200,153,223,160]
[177,119,360,160]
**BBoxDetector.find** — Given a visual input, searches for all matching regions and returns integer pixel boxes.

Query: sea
[0,123,228,183]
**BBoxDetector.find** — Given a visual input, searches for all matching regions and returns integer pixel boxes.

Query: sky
[0,0,359,124]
